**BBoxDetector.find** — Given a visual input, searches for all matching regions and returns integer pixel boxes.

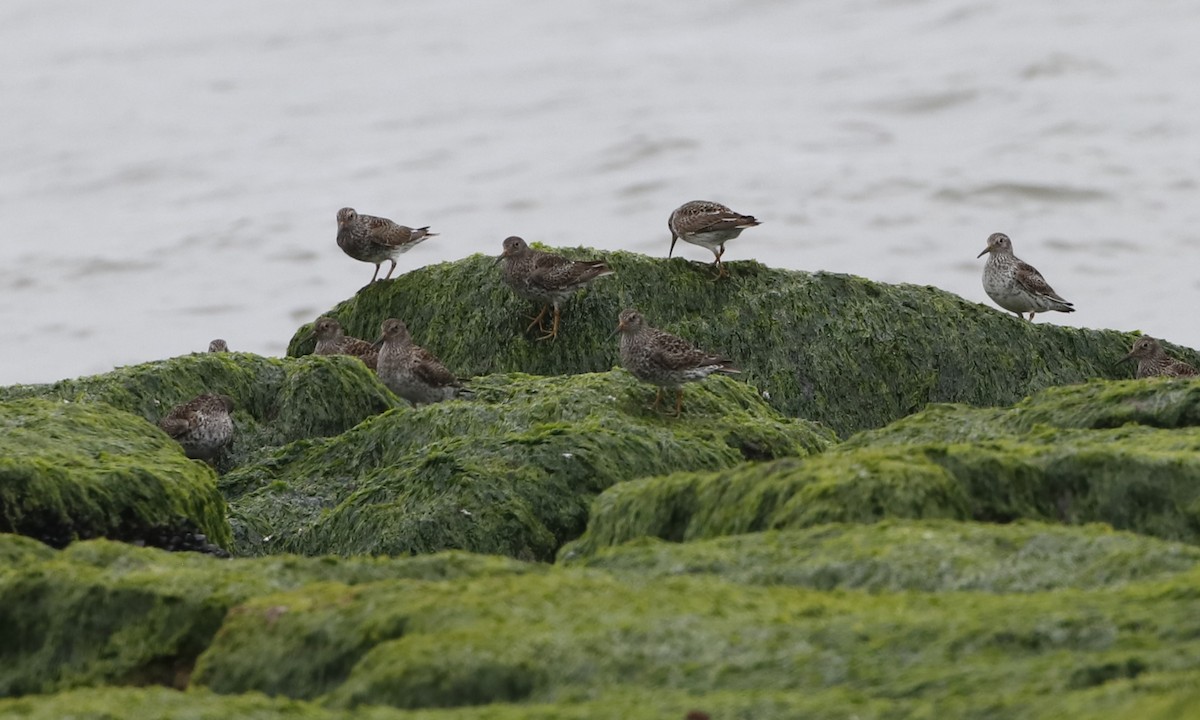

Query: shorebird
[495,235,614,340]
[1118,336,1199,379]
[158,393,235,462]
[668,200,761,278]
[614,308,740,416]
[977,232,1074,321]
[336,207,437,283]
[374,318,472,405]
[310,317,379,369]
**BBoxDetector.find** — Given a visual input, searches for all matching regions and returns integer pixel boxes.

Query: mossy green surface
[0,352,398,472]
[565,379,1200,556]
[0,398,230,549]
[188,565,1200,716]
[5,681,1200,720]
[223,370,832,559]
[0,536,538,697]
[569,519,1200,592]
[285,250,1186,436]
[5,531,1200,718]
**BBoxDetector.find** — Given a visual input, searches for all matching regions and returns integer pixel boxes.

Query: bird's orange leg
[524,305,550,334]
[711,247,727,280]
[537,306,562,341]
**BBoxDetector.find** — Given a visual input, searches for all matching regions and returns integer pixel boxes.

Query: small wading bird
[373,318,472,405]
[158,393,235,462]
[614,308,740,416]
[668,200,761,279]
[977,232,1074,321]
[309,317,379,369]
[1117,336,1198,379]
[336,207,437,283]
[495,235,614,340]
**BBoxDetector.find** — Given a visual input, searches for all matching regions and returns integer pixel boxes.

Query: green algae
[4,682,1200,720]
[0,352,398,472]
[223,370,833,559]
[566,379,1200,556]
[2,681,1200,720]
[186,565,1200,715]
[0,398,230,549]
[568,519,1200,592]
[285,249,1178,436]
[6,535,1200,718]
[0,536,538,697]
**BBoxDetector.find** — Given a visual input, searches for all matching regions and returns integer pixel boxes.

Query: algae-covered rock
[0,536,538,697]
[0,353,399,471]
[568,520,1200,592]
[285,250,1185,435]
[223,370,833,559]
[4,683,1200,720]
[0,399,230,550]
[564,378,1200,556]
[6,535,1200,719]
[189,563,1200,715]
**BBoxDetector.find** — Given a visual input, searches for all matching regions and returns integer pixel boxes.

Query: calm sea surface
[2,0,1198,385]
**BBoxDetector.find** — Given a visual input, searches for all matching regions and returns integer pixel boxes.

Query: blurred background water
[1,0,1197,385]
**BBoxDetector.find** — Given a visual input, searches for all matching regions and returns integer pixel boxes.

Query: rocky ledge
[2,250,1199,719]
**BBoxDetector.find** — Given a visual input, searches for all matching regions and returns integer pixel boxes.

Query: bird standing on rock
[311,317,379,369]
[495,235,614,340]
[977,232,1074,321]
[668,200,761,279]
[158,393,235,462]
[614,308,740,416]
[336,207,437,283]
[374,318,472,406]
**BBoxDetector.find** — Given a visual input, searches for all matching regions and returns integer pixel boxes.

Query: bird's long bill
[668,234,678,258]
[976,247,990,258]
[491,253,506,266]
[372,337,385,349]
[1111,352,1135,369]
[608,320,626,339]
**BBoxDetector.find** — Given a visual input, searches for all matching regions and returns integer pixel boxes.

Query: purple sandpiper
[311,317,379,369]
[207,339,228,353]
[1119,336,1199,378]
[977,232,1074,321]
[668,200,761,279]
[495,235,614,340]
[336,207,438,283]
[158,393,235,462]
[374,318,471,405]
[614,308,740,416]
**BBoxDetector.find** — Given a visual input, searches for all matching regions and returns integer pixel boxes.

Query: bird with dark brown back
[495,235,614,340]
[158,393,235,462]
[615,308,740,416]
[336,207,437,283]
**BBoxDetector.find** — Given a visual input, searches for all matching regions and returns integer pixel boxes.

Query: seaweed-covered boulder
[0,399,230,550]
[568,519,1200,593]
[223,371,833,559]
[0,536,537,697]
[286,249,1186,435]
[0,353,398,471]
[563,378,1200,557]
[4,682,1200,720]
[189,561,1200,715]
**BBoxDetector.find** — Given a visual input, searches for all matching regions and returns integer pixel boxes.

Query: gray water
[2,0,1198,385]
